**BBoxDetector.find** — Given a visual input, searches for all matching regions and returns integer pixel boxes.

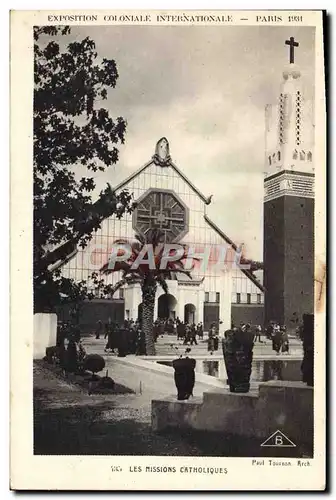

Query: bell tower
[263,37,315,329]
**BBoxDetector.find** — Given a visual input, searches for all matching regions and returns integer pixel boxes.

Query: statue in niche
[153,137,171,167]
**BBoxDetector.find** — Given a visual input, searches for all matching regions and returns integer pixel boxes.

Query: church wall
[231,304,264,328]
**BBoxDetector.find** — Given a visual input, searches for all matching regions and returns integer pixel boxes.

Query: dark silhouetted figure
[95,320,103,339]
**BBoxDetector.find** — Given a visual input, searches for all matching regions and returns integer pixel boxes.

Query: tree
[34,26,134,312]
[100,229,195,355]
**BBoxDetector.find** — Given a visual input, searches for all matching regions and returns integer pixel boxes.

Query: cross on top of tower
[285,37,299,64]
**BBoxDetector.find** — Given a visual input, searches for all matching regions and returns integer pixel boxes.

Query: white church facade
[61,138,264,333]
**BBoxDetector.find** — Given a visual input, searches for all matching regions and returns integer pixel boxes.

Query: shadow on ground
[34,386,201,456]
[34,363,312,458]
[34,387,312,457]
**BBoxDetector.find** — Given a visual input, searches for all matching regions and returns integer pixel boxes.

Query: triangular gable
[113,158,211,205]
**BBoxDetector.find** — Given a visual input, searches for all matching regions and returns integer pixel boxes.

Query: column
[197,287,204,324]
[219,272,232,333]
[177,288,185,321]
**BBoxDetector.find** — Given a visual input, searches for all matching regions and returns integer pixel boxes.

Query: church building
[263,37,315,330]
[61,138,264,333]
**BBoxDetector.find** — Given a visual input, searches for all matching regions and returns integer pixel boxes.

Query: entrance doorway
[184,303,196,324]
[157,294,177,320]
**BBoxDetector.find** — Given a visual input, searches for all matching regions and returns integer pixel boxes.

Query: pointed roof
[114,138,213,205]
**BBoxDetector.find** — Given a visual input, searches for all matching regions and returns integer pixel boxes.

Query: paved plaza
[34,332,305,456]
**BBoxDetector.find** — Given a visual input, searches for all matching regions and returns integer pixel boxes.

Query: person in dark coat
[208,326,216,353]
[136,328,146,355]
[105,322,116,353]
[266,321,274,340]
[172,354,196,400]
[183,325,191,345]
[272,324,282,354]
[254,324,262,343]
[197,322,204,339]
[95,320,103,339]
[281,327,289,354]
[190,324,198,345]
[65,339,78,373]
[177,322,185,341]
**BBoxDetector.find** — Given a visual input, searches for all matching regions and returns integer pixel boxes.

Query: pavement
[33,362,279,457]
[85,333,303,359]
[33,334,304,456]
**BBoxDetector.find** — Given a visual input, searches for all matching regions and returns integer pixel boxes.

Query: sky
[56,25,315,259]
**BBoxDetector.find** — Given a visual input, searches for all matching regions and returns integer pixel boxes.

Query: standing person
[207,326,215,354]
[136,327,146,356]
[178,321,186,341]
[105,321,116,353]
[104,317,112,340]
[76,339,86,372]
[95,320,103,339]
[183,325,191,345]
[159,320,165,337]
[190,324,198,346]
[272,324,282,354]
[281,326,289,354]
[266,321,274,340]
[197,322,204,340]
[176,321,182,341]
[65,338,78,373]
[254,324,262,343]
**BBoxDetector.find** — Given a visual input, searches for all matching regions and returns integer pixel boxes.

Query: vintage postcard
[10,9,326,490]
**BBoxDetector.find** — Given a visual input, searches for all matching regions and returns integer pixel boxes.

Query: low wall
[152,381,313,450]
[33,313,57,359]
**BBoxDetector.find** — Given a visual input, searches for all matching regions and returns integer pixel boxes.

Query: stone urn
[222,326,254,393]
[172,356,196,401]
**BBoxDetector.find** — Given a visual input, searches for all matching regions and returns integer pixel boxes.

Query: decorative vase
[172,357,196,400]
[222,328,254,393]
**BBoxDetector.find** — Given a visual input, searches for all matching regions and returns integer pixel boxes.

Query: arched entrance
[184,303,196,324]
[158,294,177,320]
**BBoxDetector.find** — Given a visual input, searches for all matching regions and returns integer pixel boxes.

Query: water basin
[157,358,303,383]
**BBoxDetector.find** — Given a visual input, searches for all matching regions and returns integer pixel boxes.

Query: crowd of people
[59,314,291,358]
[223,321,290,355]
[95,318,146,356]
[150,317,204,343]
[265,321,290,354]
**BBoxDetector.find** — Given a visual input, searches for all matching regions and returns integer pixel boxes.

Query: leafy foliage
[84,354,106,376]
[100,229,197,354]
[34,26,134,312]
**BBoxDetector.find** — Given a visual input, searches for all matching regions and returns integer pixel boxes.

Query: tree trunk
[141,277,157,356]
